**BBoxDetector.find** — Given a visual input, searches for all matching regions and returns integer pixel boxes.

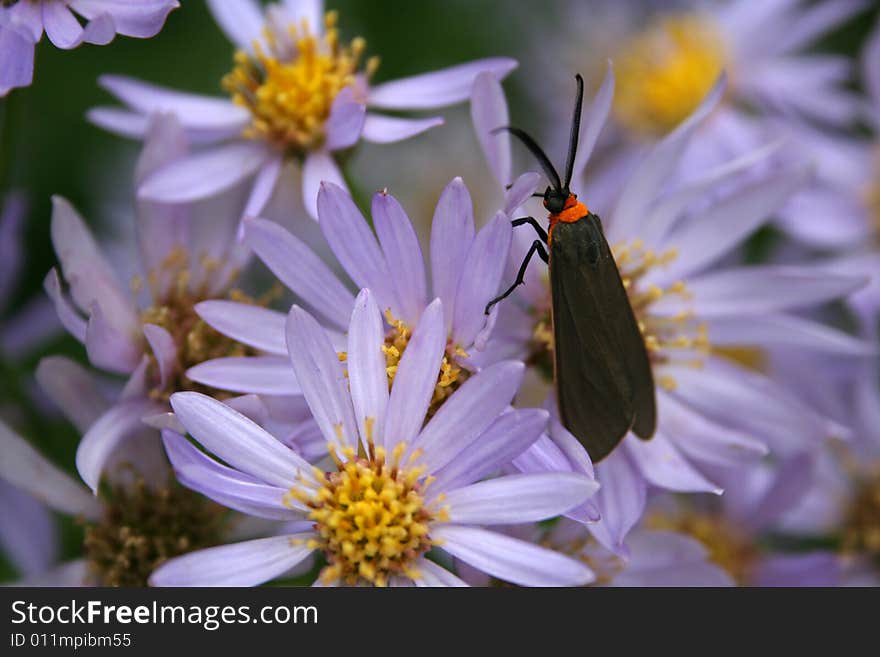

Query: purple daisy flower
[151,289,598,587]
[523,0,868,188]
[0,0,178,96]
[186,178,514,407]
[473,62,874,554]
[647,452,842,587]
[0,414,284,586]
[41,113,291,493]
[88,0,517,220]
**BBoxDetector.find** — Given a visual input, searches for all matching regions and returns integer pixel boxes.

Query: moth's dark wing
[550,215,656,462]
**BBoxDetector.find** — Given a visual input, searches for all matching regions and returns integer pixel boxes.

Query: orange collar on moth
[548,194,589,242]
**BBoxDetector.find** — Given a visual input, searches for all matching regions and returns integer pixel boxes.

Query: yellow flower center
[614,14,726,136]
[84,477,229,587]
[381,309,471,417]
[286,438,447,587]
[133,247,279,401]
[648,510,758,584]
[843,466,880,564]
[615,240,709,391]
[864,148,880,241]
[222,10,378,154]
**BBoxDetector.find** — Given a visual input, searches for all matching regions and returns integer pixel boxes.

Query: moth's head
[543,186,571,215]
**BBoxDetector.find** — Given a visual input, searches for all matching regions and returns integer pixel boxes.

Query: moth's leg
[484,240,550,315]
[511,216,548,244]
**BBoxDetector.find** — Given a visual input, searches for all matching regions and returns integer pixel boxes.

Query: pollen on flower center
[134,248,276,401]
[842,466,880,564]
[222,10,378,154]
[286,439,447,587]
[84,477,229,587]
[648,510,757,584]
[613,14,726,136]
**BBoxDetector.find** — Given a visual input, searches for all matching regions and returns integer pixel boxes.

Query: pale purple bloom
[42,113,276,493]
[0,0,178,95]
[88,0,517,221]
[524,0,868,192]
[187,179,513,398]
[151,290,597,587]
[473,62,874,555]
[0,418,101,585]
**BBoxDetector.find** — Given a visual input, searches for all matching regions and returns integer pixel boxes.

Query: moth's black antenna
[563,74,584,190]
[493,126,562,192]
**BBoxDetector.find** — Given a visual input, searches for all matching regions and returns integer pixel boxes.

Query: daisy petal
[186,357,300,395]
[84,303,142,374]
[372,190,427,324]
[0,420,101,520]
[43,2,86,49]
[317,181,399,320]
[588,448,646,554]
[243,217,353,330]
[347,289,389,448]
[452,211,513,347]
[205,0,264,51]
[150,534,314,587]
[302,150,346,220]
[138,142,270,203]
[76,399,161,493]
[471,71,510,186]
[162,430,299,521]
[195,300,287,355]
[625,432,722,494]
[361,114,443,144]
[446,472,598,525]
[434,525,594,587]
[70,0,178,38]
[97,75,249,132]
[324,87,366,151]
[50,196,137,334]
[431,408,547,492]
[368,57,518,110]
[414,558,469,587]
[243,155,283,223]
[35,356,108,433]
[0,26,35,96]
[43,269,87,342]
[415,360,524,473]
[285,306,359,451]
[706,313,875,355]
[430,177,475,333]
[504,171,542,216]
[170,391,314,488]
[384,298,445,450]
[662,167,810,280]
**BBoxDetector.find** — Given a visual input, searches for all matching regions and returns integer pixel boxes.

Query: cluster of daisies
[1,0,878,587]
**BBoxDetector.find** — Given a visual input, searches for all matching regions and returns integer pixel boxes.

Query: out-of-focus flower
[0,478,58,581]
[0,415,269,586]
[474,65,874,554]
[647,453,842,586]
[0,0,179,96]
[772,18,880,252]
[187,179,513,411]
[151,290,597,587]
[772,352,880,586]
[522,0,868,206]
[41,113,284,493]
[89,0,516,220]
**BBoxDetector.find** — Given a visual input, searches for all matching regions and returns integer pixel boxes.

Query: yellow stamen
[222,11,377,154]
[614,14,726,136]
